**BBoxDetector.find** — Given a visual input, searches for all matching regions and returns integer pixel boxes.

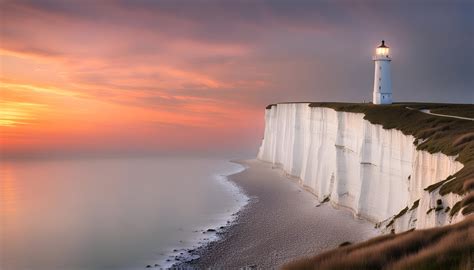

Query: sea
[0,156,248,269]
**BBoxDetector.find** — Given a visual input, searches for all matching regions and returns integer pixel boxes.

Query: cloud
[0,101,48,127]
[1,0,472,157]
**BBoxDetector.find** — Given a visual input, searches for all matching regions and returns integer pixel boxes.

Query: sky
[1,0,473,159]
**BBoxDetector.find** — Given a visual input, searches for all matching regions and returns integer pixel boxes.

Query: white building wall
[373,58,392,104]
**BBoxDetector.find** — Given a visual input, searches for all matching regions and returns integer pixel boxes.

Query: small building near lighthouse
[373,40,392,104]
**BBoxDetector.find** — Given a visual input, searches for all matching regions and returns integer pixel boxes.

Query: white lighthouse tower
[372,40,392,104]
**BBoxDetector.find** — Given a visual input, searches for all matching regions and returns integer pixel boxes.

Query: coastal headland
[180,102,473,269]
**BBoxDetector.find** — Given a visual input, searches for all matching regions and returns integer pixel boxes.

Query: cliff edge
[257,102,474,233]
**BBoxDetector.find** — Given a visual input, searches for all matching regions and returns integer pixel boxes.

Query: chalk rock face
[257,103,464,231]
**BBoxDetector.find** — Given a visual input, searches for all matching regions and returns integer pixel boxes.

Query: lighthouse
[372,40,392,104]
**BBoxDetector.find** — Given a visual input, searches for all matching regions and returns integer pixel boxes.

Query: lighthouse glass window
[376,47,389,56]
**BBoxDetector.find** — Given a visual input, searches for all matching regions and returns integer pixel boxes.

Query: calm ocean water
[0,156,248,269]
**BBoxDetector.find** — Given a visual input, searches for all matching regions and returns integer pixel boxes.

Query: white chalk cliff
[257,103,465,232]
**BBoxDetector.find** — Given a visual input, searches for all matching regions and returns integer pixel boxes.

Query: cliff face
[257,103,465,231]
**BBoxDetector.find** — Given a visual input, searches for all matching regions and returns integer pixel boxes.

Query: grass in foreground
[282,215,474,270]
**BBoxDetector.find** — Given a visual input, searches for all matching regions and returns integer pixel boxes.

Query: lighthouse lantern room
[373,40,392,105]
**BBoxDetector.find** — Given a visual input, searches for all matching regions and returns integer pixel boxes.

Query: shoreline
[154,161,250,269]
[176,159,378,268]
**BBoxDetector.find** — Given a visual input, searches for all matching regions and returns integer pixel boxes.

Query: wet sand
[180,159,377,268]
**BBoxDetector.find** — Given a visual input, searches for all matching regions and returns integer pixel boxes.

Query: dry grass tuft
[462,192,474,208]
[453,132,474,147]
[282,216,474,270]
[463,178,474,192]
[461,192,474,216]
[462,203,474,216]
[451,201,463,217]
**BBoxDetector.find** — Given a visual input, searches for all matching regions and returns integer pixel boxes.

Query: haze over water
[0,156,247,270]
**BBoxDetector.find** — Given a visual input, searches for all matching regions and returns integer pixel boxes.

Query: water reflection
[0,157,245,270]
[0,165,19,214]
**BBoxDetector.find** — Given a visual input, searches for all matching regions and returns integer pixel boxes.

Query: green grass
[282,216,474,270]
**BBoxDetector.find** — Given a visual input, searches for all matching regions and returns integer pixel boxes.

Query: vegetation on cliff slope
[282,215,473,270]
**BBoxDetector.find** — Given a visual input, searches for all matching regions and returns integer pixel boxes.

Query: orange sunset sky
[1,1,472,158]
